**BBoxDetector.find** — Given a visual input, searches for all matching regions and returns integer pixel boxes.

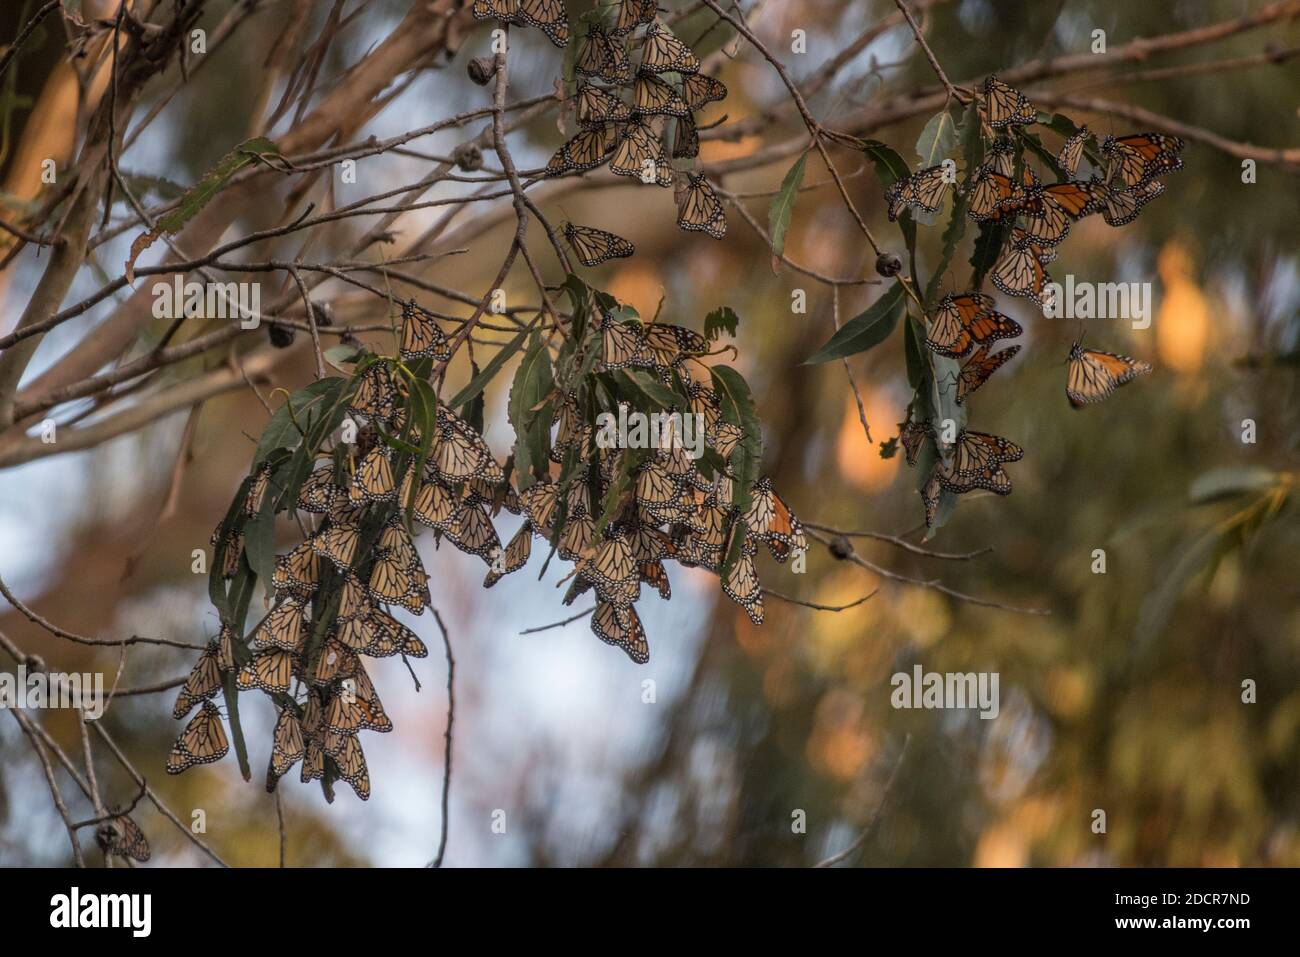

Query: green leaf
[404,378,439,523]
[969,219,1010,289]
[1188,467,1282,504]
[254,378,346,467]
[1017,128,1065,180]
[508,333,555,488]
[768,153,807,260]
[704,306,740,342]
[125,137,280,281]
[805,282,906,363]
[324,343,362,368]
[461,360,486,434]
[860,139,911,187]
[710,365,762,514]
[242,475,279,587]
[221,675,252,781]
[922,100,981,304]
[447,324,533,409]
[915,108,958,169]
[622,369,682,410]
[904,315,928,391]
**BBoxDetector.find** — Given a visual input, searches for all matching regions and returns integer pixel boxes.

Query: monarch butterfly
[675,531,722,570]
[574,82,633,128]
[348,446,395,504]
[636,457,678,507]
[379,521,420,570]
[368,551,413,607]
[1101,132,1184,189]
[1019,181,1105,247]
[676,173,726,239]
[967,169,1026,222]
[212,525,244,579]
[518,0,569,48]
[710,421,744,460]
[325,671,392,734]
[484,524,533,587]
[581,531,640,598]
[672,113,699,159]
[920,470,944,527]
[638,559,672,599]
[1058,125,1090,176]
[743,478,807,563]
[273,541,321,594]
[310,520,360,570]
[689,380,721,425]
[558,513,597,561]
[365,608,428,658]
[1066,342,1152,407]
[297,464,339,513]
[591,601,650,663]
[924,293,1021,358]
[311,638,359,685]
[446,500,502,561]
[991,239,1052,304]
[612,0,656,35]
[643,322,706,370]
[266,707,305,788]
[641,21,699,74]
[956,344,1021,405]
[349,362,397,421]
[886,164,950,221]
[632,70,690,117]
[900,420,932,467]
[426,412,500,486]
[237,648,294,695]
[166,701,229,774]
[609,119,673,185]
[596,314,651,371]
[172,640,223,719]
[96,815,150,863]
[939,459,1013,496]
[217,623,238,672]
[982,75,1036,128]
[333,732,372,800]
[1097,179,1164,227]
[253,598,308,653]
[300,738,325,784]
[400,299,452,362]
[983,136,1016,176]
[681,72,727,110]
[575,25,631,84]
[411,477,457,531]
[942,430,1024,479]
[563,222,635,267]
[472,0,520,22]
[519,481,559,536]
[245,464,272,517]
[722,548,764,625]
[544,124,619,176]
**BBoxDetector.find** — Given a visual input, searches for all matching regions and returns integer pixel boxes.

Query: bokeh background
[0,0,1297,866]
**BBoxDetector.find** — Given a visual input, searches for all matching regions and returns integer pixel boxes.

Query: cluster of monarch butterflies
[170,290,802,799]
[532,306,808,658]
[529,2,728,244]
[888,77,1170,525]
